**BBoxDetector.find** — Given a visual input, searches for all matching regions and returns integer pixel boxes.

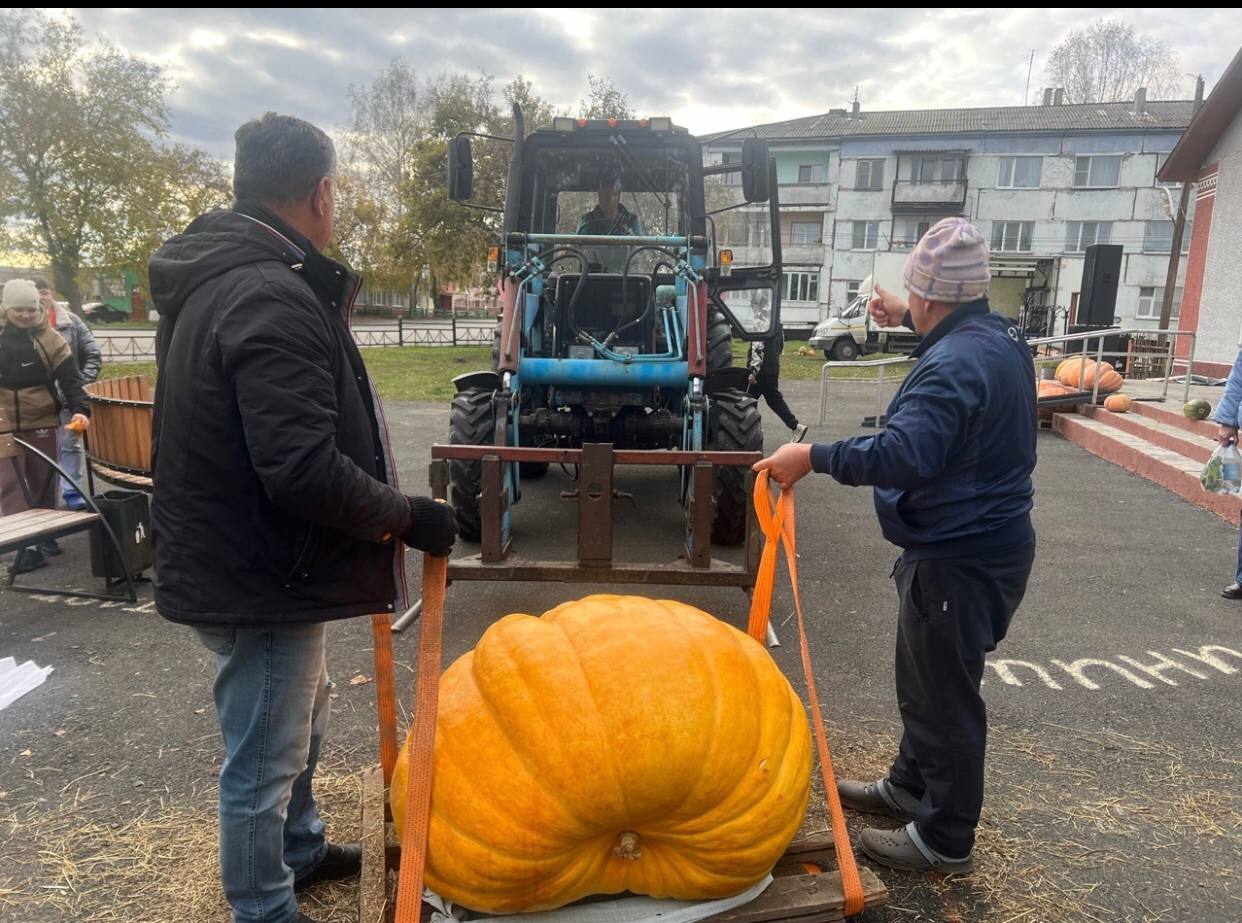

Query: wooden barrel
[85,376,153,478]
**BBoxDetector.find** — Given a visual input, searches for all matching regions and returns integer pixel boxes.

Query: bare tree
[1046,19,1182,103]
[344,60,429,223]
[579,75,634,119]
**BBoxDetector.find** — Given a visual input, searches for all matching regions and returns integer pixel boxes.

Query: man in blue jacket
[755,217,1036,874]
[1213,353,1242,599]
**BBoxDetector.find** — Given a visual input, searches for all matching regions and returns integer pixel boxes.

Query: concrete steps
[1051,403,1242,525]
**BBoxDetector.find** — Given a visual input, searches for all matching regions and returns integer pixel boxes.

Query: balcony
[722,242,825,267]
[891,179,967,212]
[776,184,833,206]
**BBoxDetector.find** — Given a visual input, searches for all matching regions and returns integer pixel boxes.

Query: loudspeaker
[1079,244,1122,326]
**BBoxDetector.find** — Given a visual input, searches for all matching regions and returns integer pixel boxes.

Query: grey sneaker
[859,824,973,874]
[838,778,920,822]
[790,423,809,443]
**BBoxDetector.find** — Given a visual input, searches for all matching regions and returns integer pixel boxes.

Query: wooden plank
[0,510,98,543]
[0,509,89,539]
[705,867,886,923]
[359,766,389,923]
[92,464,153,490]
[773,833,837,878]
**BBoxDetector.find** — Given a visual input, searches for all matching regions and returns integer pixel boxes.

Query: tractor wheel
[448,388,496,542]
[708,387,763,545]
[706,306,734,374]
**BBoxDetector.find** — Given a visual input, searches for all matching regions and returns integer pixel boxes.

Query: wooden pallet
[359,767,886,923]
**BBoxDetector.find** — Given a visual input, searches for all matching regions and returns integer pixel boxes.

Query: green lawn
[733,342,911,381]
[100,342,909,403]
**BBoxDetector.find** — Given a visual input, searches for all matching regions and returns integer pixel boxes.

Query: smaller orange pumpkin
[1037,380,1074,399]
[1104,393,1133,413]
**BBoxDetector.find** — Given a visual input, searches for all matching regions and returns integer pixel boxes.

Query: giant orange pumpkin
[1055,358,1122,393]
[390,595,812,913]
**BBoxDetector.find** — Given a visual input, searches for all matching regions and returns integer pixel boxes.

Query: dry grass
[0,770,362,923]
[2,719,1238,922]
[805,719,1241,923]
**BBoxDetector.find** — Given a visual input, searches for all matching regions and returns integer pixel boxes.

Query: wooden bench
[85,375,153,493]
[1,433,138,602]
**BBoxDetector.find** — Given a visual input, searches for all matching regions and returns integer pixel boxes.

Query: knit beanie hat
[902,217,990,303]
[2,278,40,312]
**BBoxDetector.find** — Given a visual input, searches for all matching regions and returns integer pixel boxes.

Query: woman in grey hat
[0,278,91,573]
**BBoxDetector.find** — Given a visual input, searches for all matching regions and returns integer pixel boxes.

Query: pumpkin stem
[614,831,642,861]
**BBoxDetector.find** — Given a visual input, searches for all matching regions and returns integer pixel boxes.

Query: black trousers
[887,539,1035,856]
[748,375,799,430]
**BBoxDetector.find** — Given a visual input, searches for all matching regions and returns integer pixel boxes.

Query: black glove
[401,496,457,557]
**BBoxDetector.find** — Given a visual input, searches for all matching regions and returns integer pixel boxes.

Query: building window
[789,220,822,245]
[797,162,828,184]
[997,156,1042,188]
[844,280,862,304]
[1143,220,1190,253]
[856,159,884,190]
[1065,221,1113,253]
[719,212,767,247]
[1073,154,1122,188]
[1136,286,1182,320]
[912,157,964,183]
[851,220,880,250]
[991,221,1034,252]
[892,219,935,248]
[783,271,820,303]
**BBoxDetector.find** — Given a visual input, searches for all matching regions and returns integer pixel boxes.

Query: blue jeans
[57,407,85,498]
[196,624,332,923]
[1235,527,1242,585]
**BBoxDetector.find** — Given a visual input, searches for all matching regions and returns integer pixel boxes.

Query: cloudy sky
[66,8,1239,156]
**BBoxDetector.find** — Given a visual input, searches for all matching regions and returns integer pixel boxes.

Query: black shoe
[294,842,362,891]
[1222,584,1242,600]
[38,539,63,557]
[12,548,48,574]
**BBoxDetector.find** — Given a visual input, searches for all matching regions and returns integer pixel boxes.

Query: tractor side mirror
[447,136,474,202]
[741,138,770,203]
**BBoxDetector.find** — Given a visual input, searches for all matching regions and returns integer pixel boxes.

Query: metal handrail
[1028,327,1199,404]
[817,326,1199,426]
[817,354,916,426]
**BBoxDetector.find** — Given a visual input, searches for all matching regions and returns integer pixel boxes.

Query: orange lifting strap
[748,471,866,917]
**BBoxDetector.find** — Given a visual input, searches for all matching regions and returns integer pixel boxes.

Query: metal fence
[96,319,496,363]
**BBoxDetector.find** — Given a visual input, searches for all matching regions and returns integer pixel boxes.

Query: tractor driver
[577,170,644,237]
[577,171,643,272]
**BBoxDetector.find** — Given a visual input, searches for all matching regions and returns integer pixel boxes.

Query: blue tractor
[444,108,782,554]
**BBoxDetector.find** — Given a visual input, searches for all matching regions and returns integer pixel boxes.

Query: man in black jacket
[149,113,455,923]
